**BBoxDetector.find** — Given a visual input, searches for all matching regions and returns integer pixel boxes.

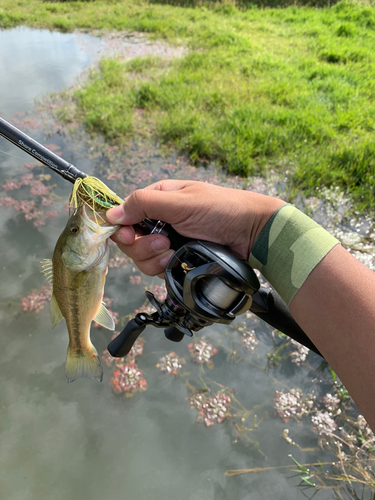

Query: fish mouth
[81,203,119,239]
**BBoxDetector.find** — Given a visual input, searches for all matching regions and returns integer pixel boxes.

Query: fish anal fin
[94,303,115,331]
[41,258,53,284]
[50,293,64,328]
[66,343,103,383]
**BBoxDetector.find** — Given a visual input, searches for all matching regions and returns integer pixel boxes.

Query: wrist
[246,194,287,257]
[249,204,340,305]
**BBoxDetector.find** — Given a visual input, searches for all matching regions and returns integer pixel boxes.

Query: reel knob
[164,327,185,343]
[107,317,146,358]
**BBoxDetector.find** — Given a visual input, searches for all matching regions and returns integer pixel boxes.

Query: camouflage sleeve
[248,204,340,306]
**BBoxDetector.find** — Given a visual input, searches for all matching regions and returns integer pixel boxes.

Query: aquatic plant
[21,283,52,313]
[189,391,231,427]
[0,168,59,227]
[157,352,185,375]
[240,329,259,352]
[151,283,167,302]
[290,339,310,366]
[110,361,147,397]
[274,389,317,424]
[129,275,142,285]
[187,339,218,368]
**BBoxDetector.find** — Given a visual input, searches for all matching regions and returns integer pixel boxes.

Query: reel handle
[107,317,146,358]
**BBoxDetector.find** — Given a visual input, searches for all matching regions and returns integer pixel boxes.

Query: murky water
[0,27,373,500]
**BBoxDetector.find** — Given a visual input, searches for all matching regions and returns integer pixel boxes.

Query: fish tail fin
[65,342,103,383]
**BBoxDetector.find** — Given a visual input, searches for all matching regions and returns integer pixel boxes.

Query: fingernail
[151,238,169,254]
[106,204,124,224]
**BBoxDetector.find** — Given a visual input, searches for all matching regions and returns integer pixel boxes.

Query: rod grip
[250,287,322,357]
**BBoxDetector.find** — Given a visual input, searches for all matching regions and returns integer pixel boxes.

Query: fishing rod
[0,116,321,358]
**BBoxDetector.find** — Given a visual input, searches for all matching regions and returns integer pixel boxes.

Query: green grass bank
[2,0,375,211]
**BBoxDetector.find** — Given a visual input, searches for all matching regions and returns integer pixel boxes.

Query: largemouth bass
[42,204,119,382]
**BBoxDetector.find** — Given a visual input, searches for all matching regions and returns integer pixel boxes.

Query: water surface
[0,26,371,500]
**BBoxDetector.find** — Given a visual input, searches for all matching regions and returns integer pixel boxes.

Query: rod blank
[0,116,86,183]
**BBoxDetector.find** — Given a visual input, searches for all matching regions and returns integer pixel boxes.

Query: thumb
[106,180,195,226]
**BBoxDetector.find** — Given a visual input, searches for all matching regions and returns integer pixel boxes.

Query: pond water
[0,27,374,500]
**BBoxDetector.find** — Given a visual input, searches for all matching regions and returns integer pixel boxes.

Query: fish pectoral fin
[50,293,64,328]
[66,342,103,383]
[94,303,115,331]
[41,258,53,284]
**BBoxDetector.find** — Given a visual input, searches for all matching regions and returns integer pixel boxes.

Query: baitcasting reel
[107,240,260,358]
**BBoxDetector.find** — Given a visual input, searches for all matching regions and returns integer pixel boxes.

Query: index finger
[106,180,197,226]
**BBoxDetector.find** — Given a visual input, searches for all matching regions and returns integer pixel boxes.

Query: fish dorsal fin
[41,259,53,284]
[50,293,64,328]
[94,303,115,331]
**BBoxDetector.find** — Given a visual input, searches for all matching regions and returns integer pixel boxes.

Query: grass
[2,0,375,211]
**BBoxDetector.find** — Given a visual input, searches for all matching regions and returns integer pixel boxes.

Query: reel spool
[107,240,260,358]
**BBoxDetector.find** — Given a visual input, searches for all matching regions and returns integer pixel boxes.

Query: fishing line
[0,147,41,163]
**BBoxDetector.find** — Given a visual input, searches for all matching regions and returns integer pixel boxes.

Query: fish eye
[70,226,79,234]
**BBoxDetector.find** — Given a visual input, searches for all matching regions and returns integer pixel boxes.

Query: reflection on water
[0,27,105,118]
[0,27,374,500]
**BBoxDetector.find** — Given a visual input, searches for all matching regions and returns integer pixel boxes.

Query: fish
[41,203,119,382]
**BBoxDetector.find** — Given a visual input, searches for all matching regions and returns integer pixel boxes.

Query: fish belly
[56,268,106,382]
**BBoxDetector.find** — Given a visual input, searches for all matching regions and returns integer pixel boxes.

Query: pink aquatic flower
[44,210,58,219]
[189,391,231,426]
[321,393,341,415]
[30,182,50,196]
[136,170,154,182]
[102,297,114,308]
[21,284,52,313]
[41,197,54,206]
[110,361,147,396]
[0,197,17,207]
[152,283,167,302]
[274,389,316,423]
[126,339,144,359]
[33,219,46,227]
[101,349,116,367]
[129,275,142,285]
[290,339,310,365]
[134,303,157,315]
[311,411,337,436]
[157,352,185,375]
[24,208,42,221]
[241,329,259,351]
[14,117,41,130]
[108,254,129,268]
[16,200,35,213]
[20,173,34,186]
[188,339,218,368]
[3,180,20,191]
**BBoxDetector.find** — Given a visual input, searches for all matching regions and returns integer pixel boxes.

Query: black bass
[42,204,119,382]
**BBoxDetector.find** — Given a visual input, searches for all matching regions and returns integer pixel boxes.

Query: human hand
[106,180,285,276]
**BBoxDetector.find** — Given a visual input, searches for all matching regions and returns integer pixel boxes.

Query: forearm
[290,244,375,431]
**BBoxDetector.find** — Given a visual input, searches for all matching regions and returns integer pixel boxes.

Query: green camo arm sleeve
[249,204,340,306]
